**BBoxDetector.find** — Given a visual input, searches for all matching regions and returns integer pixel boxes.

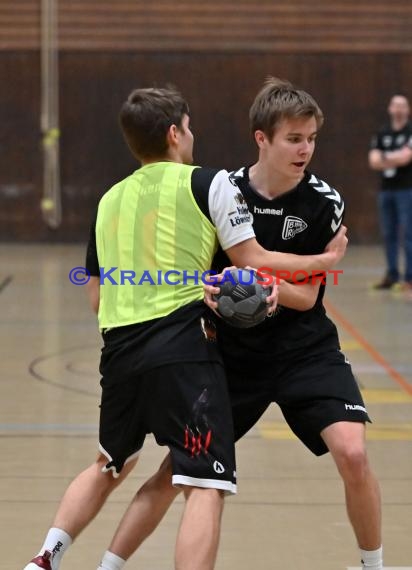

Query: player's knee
[335,444,369,484]
[182,486,224,502]
[95,453,136,489]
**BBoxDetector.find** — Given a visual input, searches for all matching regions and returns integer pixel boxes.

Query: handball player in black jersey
[206,78,382,570]
[23,83,349,570]
[90,78,383,570]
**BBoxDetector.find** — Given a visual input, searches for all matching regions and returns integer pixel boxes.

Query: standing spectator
[369,94,412,290]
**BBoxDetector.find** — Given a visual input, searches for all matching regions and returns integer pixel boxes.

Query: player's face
[177,114,194,164]
[388,95,410,122]
[265,116,318,178]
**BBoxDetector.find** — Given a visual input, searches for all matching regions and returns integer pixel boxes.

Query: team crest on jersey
[282,216,308,240]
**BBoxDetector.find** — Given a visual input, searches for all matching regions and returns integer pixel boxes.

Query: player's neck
[141,157,183,166]
[391,117,409,131]
[249,161,303,199]
[141,148,185,166]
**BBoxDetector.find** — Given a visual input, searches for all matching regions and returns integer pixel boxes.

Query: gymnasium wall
[1,0,412,242]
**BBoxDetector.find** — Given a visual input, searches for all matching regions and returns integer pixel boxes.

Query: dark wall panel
[3,1,412,52]
[0,52,43,239]
[1,51,412,242]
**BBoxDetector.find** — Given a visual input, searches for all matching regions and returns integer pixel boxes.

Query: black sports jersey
[370,121,412,191]
[213,166,345,363]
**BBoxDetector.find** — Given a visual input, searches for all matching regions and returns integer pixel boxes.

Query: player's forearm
[368,149,393,171]
[369,148,412,170]
[257,249,339,275]
[385,147,412,166]
[226,238,343,279]
[368,149,386,171]
[277,280,318,311]
[381,152,403,168]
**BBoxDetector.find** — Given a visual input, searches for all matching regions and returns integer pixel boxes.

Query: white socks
[97,550,126,570]
[34,531,125,570]
[38,528,72,569]
[360,546,383,570]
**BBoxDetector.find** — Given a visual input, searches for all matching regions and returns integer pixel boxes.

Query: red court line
[324,299,412,397]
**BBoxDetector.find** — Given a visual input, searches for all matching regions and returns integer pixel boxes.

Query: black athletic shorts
[99,361,237,494]
[225,348,370,456]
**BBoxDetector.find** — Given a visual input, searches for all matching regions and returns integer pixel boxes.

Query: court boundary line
[0,275,13,293]
[324,299,412,397]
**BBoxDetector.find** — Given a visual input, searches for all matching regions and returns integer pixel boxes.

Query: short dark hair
[119,86,190,160]
[389,93,410,105]
[249,77,324,140]
[390,93,409,101]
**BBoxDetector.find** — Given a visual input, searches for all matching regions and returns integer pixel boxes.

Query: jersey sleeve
[308,174,345,250]
[207,169,256,250]
[316,194,345,252]
[190,167,219,222]
[370,133,381,150]
[85,208,100,277]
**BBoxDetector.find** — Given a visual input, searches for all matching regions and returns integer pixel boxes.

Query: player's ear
[167,124,179,148]
[254,130,266,148]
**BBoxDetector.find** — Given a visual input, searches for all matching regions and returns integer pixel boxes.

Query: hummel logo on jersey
[345,403,367,413]
[282,216,308,240]
[254,206,284,216]
[309,174,344,233]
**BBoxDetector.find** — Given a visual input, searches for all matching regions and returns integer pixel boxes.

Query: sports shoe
[372,275,399,289]
[23,551,52,570]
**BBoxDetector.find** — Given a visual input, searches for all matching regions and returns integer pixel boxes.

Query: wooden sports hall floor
[0,243,411,570]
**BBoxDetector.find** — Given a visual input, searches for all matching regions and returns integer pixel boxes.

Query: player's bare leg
[175,486,224,570]
[24,454,137,570]
[104,455,180,561]
[53,453,137,537]
[321,422,383,569]
[100,461,224,570]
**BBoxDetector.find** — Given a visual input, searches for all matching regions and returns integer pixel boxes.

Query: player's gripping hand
[203,266,237,316]
[245,265,278,316]
[203,266,278,317]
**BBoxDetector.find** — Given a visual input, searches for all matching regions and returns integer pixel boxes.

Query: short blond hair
[249,77,324,140]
